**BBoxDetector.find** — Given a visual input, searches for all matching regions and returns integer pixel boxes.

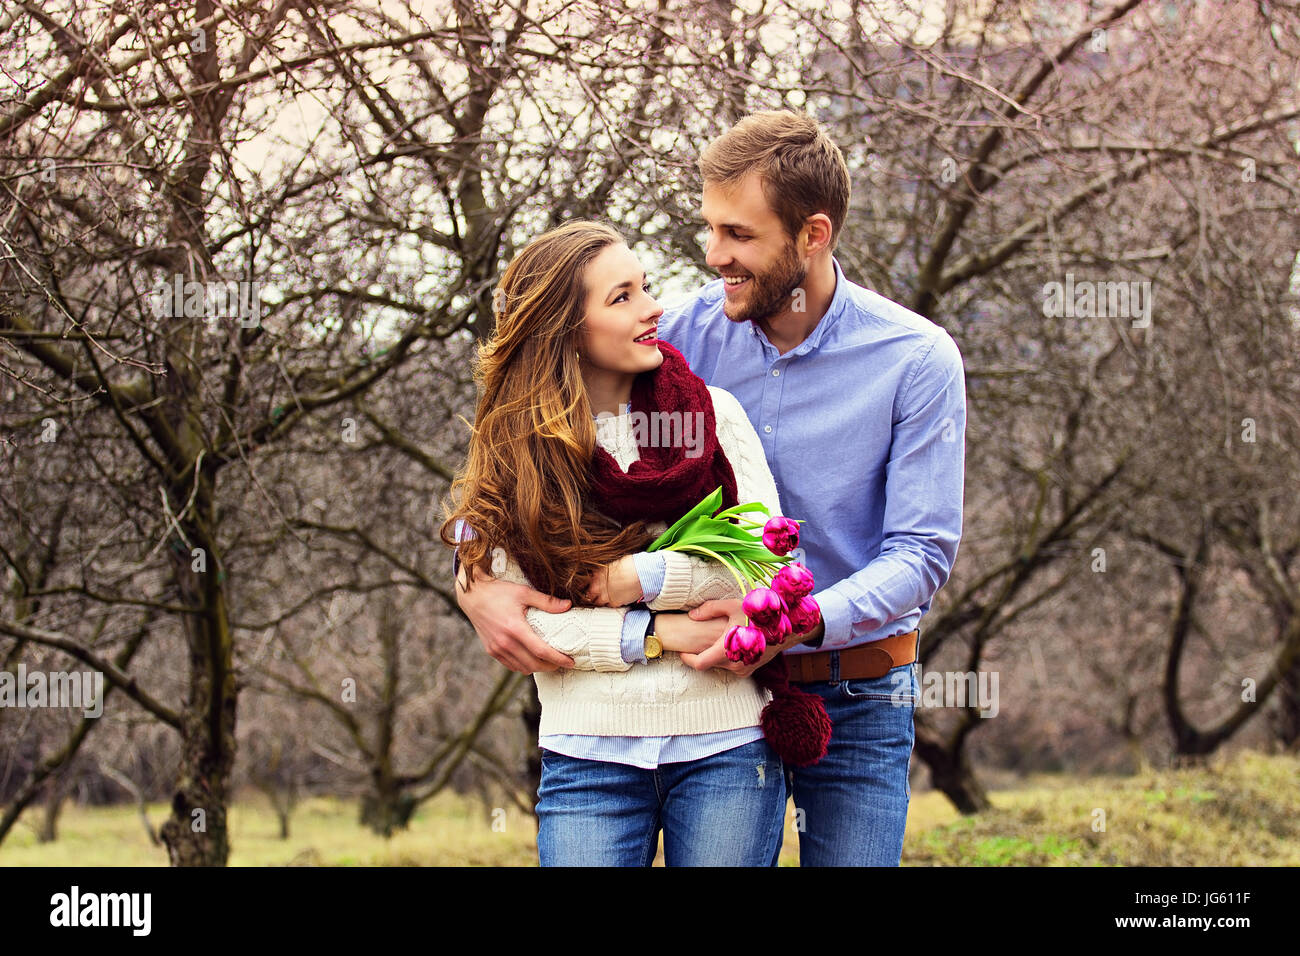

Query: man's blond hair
[698,109,851,249]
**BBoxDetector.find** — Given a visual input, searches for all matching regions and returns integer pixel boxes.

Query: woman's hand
[656,600,747,656]
[582,555,643,607]
[677,599,770,676]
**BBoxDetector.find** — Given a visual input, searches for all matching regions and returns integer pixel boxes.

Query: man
[455,109,965,865]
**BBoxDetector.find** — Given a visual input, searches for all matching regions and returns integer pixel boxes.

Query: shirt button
[772,369,780,376]
[764,425,772,433]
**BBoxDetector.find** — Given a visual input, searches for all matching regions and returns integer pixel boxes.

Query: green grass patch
[2,750,1295,866]
[903,750,1300,866]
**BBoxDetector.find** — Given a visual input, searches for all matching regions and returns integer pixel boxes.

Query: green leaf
[710,519,761,538]
[670,544,750,591]
[667,535,774,556]
[647,486,724,550]
[691,517,752,540]
[714,500,771,521]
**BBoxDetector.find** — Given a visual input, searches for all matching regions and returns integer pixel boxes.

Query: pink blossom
[742,587,786,630]
[772,562,815,603]
[723,625,767,665]
[762,516,800,556]
[786,595,821,636]
[758,612,793,645]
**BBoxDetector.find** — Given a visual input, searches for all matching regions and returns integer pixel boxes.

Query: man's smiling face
[700,170,808,325]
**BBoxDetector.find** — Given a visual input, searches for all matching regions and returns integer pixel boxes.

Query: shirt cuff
[621,608,651,664]
[813,587,854,649]
[632,551,666,603]
[452,519,480,580]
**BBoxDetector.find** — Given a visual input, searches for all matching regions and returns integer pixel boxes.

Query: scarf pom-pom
[760,692,831,767]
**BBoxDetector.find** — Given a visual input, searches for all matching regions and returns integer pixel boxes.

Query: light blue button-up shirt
[654,256,966,653]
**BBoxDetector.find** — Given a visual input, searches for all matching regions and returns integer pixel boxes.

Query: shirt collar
[751,255,848,358]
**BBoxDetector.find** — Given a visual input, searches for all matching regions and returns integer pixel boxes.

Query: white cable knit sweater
[491,386,784,737]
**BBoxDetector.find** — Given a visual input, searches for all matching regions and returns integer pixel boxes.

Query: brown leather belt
[785,630,918,683]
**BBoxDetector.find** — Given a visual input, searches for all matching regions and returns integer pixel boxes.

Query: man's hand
[456,564,575,674]
[680,630,784,677]
[679,598,823,676]
[679,599,755,675]
[581,555,642,607]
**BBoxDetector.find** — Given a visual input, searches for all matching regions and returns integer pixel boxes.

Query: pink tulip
[724,625,767,665]
[772,562,815,603]
[762,517,800,556]
[786,594,821,636]
[742,587,787,630]
[758,612,793,645]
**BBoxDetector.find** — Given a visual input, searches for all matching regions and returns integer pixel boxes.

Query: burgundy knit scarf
[586,341,739,526]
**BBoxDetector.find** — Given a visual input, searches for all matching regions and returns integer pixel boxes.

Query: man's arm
[683,332,964,672]
[814,331,966,646]
[455,559,576,674]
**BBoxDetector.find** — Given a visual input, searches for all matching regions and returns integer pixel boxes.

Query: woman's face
[580,243,664,378]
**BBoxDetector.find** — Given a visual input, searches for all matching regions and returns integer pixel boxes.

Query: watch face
[645,635,662,659]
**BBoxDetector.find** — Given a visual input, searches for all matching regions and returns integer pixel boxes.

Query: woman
[440,220,789,866]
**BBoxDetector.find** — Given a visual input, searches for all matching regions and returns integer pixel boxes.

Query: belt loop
[829,649,840,684]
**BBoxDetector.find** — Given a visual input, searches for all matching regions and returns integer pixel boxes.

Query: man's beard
[723,239,807,325]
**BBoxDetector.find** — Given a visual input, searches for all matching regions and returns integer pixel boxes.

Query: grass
[1,750,1295,866]
[903,750,1300,866]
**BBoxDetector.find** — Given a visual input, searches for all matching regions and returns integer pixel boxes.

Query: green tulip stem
[667,543,755,594]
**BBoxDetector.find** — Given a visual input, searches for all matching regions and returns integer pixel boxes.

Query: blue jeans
[776,659,919,866]
[536,738,785,866]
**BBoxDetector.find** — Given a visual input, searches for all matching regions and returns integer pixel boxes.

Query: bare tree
[3,1,1298,860]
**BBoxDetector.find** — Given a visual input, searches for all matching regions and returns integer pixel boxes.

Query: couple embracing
[441,110,966,866]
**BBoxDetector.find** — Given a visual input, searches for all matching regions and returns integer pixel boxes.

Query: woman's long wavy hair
[438,221,656,603]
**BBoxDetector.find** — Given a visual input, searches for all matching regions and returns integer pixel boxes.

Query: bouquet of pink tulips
[646,486,819,664]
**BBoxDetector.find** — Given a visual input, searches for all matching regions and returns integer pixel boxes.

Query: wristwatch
[644,611,663,660]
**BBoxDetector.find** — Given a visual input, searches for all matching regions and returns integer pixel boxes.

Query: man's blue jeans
[536,738,785,866]
[777,659,919,866]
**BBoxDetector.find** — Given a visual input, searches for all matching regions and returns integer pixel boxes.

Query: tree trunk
[360,773,416,837]
[158,505,237,866]
[1272,655,1300,750]
[38,778,66,844]
[913,717,992,814]
[159,680,235,866]
[522,681,542,819]
[158,666,235,864]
